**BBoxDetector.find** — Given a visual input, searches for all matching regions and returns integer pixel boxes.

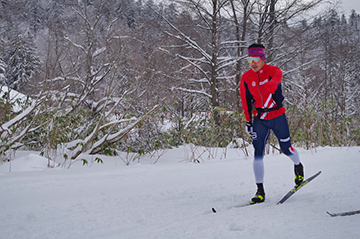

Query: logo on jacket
[252,81,256,87]
[259,79,269,85]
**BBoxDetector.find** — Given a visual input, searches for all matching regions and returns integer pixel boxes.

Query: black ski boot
[294,163,304,187]
[251,183,265,204]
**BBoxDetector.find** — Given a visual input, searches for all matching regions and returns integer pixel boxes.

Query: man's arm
[240,76,253,122]
[266,66,283,94]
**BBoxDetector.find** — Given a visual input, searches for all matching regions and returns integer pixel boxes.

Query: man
[239,43,304,204]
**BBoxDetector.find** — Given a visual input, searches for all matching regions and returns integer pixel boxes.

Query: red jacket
[240,63,286,121]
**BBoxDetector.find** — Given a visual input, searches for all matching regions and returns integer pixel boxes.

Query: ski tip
[212,207,217,213]
[326,211,333,216]
[326,210,360,217]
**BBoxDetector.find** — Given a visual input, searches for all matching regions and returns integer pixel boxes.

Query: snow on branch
[158,11,212,62]
[93,47,107,58]
[0,95,45,157]
[89,104,160,155]
[173,87,212,98]
[64,36,86,54]
[0,96,44,137]
[177,55,210,82]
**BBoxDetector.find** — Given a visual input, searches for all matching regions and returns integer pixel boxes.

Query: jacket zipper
[257,72,264,108]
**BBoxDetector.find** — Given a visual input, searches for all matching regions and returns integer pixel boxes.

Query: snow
[0,146,359,239]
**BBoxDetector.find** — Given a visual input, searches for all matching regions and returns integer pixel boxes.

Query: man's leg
[272,114,304,186]
[251,118,270,203]
[252,118,270,184]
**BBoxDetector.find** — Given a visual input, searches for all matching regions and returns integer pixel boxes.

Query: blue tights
[252,114,300,183]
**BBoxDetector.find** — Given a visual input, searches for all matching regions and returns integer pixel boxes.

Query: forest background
[0,0,359,166]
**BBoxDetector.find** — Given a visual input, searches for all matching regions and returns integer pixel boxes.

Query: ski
[212,170,321,213]
[277,171,321,204]
[212,202,256,213]
[327,210,360,217]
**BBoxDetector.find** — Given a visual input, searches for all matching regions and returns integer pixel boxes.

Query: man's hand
[246,121,253,135]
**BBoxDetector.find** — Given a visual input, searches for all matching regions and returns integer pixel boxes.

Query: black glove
[246,121,253,135]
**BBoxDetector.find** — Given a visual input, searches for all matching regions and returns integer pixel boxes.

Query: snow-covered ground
[0,146,359,239]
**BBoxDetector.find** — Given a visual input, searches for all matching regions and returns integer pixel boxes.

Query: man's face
[249,58,265,72]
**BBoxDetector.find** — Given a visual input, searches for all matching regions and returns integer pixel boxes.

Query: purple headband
[248,47,266,61]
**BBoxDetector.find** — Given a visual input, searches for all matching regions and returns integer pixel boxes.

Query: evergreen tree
[5,31,41,91]
[26,0,45,34]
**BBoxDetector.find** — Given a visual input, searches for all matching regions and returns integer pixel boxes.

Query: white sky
[304,0,360,18]
[341,0,360,14]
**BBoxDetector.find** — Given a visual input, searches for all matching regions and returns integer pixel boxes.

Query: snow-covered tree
[5,31,41,91]
[34,0,167,162]
[160,0,241,125]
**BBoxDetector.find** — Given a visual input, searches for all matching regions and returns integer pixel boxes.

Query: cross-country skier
[239,43,304,204]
